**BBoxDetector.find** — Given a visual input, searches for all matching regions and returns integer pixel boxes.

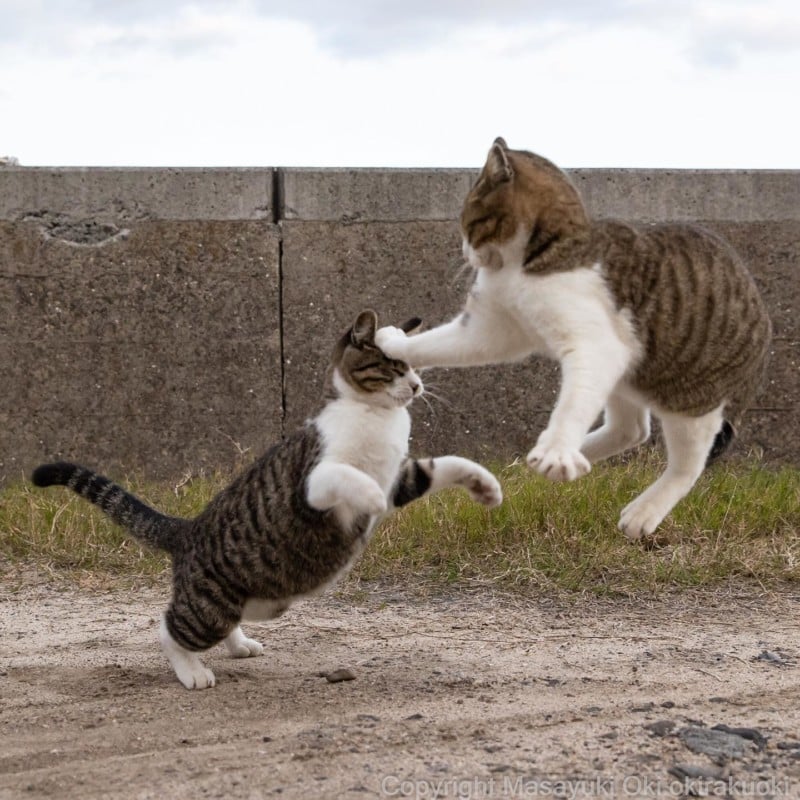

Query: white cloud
[1,0,798,167]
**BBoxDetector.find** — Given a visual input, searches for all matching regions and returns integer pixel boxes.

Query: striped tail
[31,461,185,553]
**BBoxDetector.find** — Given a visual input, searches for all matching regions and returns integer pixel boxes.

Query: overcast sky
[2,1,798,168]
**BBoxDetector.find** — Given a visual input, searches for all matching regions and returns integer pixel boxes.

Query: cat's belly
[241,531,372,622]
[241,598,291,621]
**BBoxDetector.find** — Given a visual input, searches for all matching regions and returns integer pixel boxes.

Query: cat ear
[485,138,512,184]
[351,309,378,346]
[399,316,422,335]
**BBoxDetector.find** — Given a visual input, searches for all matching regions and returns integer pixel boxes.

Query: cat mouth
[395,389,420,407]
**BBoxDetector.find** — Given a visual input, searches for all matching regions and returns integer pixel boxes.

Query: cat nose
[410,381,421,395]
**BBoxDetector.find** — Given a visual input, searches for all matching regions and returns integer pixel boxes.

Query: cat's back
[196,423,324,533]
[590,219,771,420]
[178,422,371,600]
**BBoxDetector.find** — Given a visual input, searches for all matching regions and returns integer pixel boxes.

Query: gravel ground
[1,583,799,799]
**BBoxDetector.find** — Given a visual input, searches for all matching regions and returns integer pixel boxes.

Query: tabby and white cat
[32,310,502,689]
[377,138,771,539]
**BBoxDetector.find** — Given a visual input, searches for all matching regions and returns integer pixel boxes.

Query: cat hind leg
[159,615,216,690]
[618,405,723,540]
[581,391,651,464]
[224,625,264,659]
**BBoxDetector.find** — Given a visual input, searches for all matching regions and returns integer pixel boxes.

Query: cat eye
[466,214,491,229]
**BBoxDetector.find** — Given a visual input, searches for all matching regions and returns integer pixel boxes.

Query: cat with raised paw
[32,310,502,689]
[377,138,771,540]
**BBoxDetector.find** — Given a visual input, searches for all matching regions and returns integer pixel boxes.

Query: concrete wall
[1,166,797,484]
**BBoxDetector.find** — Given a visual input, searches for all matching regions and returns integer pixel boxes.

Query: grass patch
[0,472,219,590]
[360,454,800,596]
[1,454,798,596]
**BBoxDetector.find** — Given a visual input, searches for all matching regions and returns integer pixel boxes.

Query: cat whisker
[450,260,476,288]
[418,393,438,419]
[419,388,453,410]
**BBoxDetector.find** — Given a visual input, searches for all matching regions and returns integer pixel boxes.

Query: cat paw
[352,482,388,517]
[526,445,591,482]
[374,326,408,358]
[175,662,216,690]
[227,637,264,659]
[618,498,666,540]
[460,469,503,507]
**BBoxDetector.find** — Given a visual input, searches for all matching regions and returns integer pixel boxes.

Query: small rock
[755,649,786,665]
[405,713,424,721]
[645,720,676,738]
[630,702,655,713]
[323,668,355,683]
[661,700,676,709]
[712,724,767,750]
[356,714,380,722]
[777,741,800,750]
[679,726,748,763]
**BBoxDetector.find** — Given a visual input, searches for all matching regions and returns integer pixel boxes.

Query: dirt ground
[2,582,800,799]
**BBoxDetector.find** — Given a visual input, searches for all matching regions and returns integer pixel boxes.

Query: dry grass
[1,453,798,596]
[360,453,800,596]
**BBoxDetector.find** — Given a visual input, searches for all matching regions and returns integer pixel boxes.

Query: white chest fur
[473,261,640,362]
[314,399,410,493]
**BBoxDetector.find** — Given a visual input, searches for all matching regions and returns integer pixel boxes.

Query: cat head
[460,137,590,272]
[327,310,423,408]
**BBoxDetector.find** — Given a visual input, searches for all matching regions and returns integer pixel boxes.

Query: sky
[1,0,799,169]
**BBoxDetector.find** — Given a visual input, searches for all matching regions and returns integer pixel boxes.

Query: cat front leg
[528,344,632,481]
[391,456,502,509]
[376,297,533,369]
[306,462,388,517]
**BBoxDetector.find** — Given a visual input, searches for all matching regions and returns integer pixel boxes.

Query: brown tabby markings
[32,311,503,687]
[462,137,771,429]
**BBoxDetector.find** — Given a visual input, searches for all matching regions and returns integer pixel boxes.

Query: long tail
[31,462,186,553]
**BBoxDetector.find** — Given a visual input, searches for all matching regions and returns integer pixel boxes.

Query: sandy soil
[1,582,800,799]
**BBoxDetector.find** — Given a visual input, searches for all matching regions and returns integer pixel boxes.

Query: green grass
[2,453,798,596]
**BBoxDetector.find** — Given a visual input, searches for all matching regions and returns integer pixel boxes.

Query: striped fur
[31,310,501,689]
[376,139,771,540]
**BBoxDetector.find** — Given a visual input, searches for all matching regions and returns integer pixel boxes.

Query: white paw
[351,481,388,517]
[228,637,264,659]
[618,498,667,540]
[175,662,216,690]
[460,469,503,508]
[374,325,408,358]
[526,444,591,482]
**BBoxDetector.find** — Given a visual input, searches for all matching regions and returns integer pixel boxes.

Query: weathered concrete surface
[281,167,800,222]
[0,167,274,221]
[281,168,799,465]
[281,219,559,461]
[1,166,798,484]
[281,168,476,221]
[1,214,280,483]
